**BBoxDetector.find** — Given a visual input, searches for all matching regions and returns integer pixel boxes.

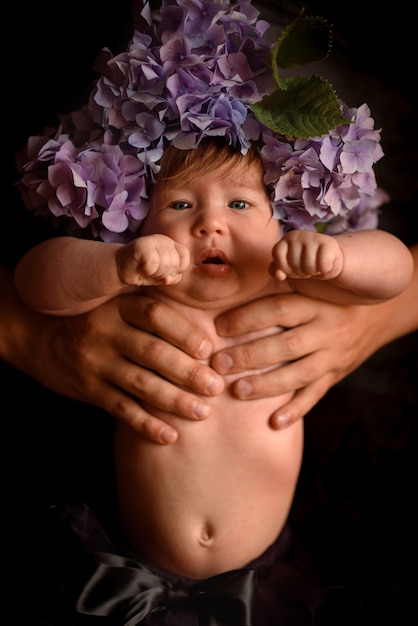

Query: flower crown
[16,0,388,243]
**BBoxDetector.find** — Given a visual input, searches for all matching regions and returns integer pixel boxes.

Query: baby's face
[140,157,281,308]
[144,155,277,240]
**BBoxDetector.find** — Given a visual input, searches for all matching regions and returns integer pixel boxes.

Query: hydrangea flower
[16,0,389,242]
[261,102,388,234]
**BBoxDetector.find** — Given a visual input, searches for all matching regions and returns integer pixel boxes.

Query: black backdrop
[5,2,417,623]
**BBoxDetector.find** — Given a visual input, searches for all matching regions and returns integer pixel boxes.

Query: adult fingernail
[197,339,212,359]
[214,352,233,373]
[215,318,228,334]
[276,413,290,429]
[206,375,224,395]
[236,379,253,398]
[193,401,211,419]
[160,427,178,444]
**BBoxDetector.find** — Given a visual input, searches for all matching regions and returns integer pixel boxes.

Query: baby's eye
[229,200,248,210]
[170,201,191,210]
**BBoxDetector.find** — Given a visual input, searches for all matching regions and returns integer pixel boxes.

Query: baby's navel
[198,522,214,547]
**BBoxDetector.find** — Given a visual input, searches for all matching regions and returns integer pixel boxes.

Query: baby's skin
[114,288,303,580]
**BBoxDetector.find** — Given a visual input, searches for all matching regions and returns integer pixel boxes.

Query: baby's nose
[195,206,226,235]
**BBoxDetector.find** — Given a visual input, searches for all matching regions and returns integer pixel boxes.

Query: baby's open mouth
[197,251,231,276]
[202,256,225,264]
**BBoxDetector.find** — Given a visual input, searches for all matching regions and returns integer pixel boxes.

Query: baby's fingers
[144,244,189,283]
[271,239,295,278]
[273,240,321,279]
[175,242,191,273]
[162,273,183,286]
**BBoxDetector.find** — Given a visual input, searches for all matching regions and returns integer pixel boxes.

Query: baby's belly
[114,392,303,579]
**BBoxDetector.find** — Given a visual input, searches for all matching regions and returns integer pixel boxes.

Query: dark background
[5,1,417,623]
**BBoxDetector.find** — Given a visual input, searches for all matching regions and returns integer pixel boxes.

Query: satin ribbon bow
[76,551,256,626]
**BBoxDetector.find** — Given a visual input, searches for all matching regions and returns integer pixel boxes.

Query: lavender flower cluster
[261,102,388,234]
[16,0,388,243]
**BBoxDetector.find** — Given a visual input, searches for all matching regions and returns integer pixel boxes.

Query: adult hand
[212,244,418,430]
[212,294,367,428]
[1,266,224,444]
[3,243,416,441]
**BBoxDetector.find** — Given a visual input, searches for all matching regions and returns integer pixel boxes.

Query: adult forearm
[0,264,40,371]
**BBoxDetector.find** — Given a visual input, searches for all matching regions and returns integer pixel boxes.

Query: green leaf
[272,9,333,84]
[251,76,350,138]
[315,222,328,233]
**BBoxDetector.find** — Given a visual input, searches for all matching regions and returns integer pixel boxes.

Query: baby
[14,138,413,580]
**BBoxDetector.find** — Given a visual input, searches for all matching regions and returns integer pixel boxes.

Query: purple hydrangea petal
[340,139,376,174]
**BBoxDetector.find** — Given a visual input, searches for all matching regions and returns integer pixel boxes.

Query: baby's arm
[272,229,414,304]
[14,235,189,316]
